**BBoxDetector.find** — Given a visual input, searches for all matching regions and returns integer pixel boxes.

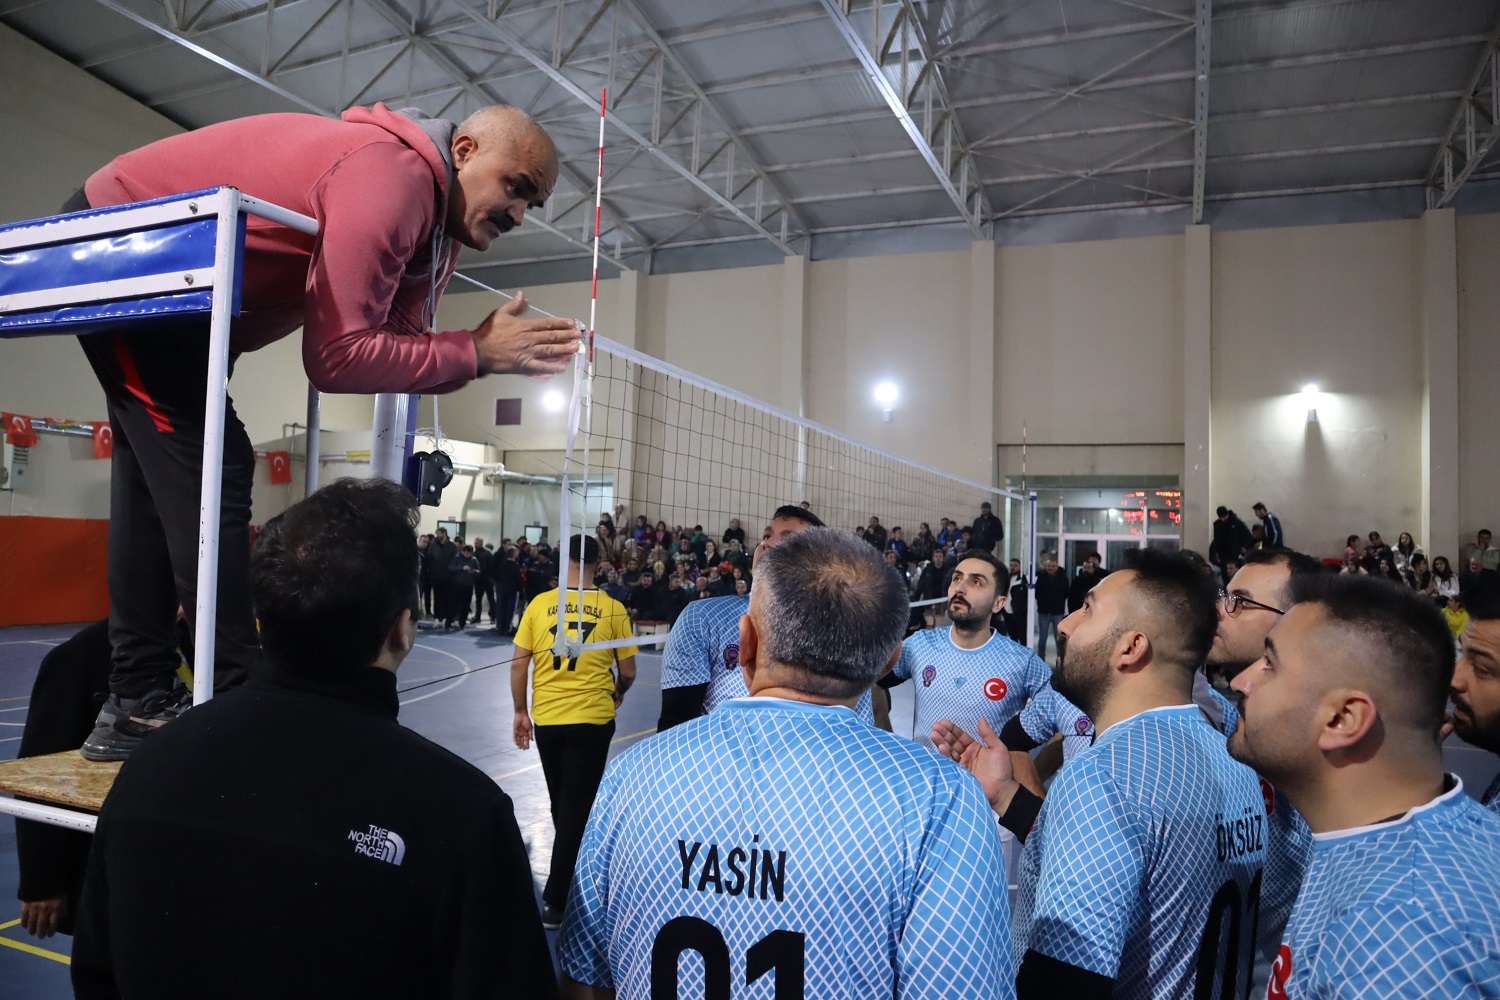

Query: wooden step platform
[0,751,121,813]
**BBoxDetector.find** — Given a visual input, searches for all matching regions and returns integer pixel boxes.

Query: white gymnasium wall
[1457,214,1500,548]
[994,235,1186,482]
[1211,220,1425,558]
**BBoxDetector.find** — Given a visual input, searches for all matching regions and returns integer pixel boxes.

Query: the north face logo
[349,824,405,865]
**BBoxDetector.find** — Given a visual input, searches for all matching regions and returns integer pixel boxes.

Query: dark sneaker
[80,686,192,762]
[540,904,564,931]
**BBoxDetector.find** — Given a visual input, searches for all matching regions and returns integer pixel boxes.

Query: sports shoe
[80,685,193,762]
[540,904,564,931]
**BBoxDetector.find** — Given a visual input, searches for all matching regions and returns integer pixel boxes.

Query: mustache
[489,213,517,234]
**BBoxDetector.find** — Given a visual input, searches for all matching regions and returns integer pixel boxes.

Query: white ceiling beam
[447,0,802,254]
[817,0,991,239]
[1191,0,1211,223]
[1424,19,1500,208]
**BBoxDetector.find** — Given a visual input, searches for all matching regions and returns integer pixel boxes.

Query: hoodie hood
[340,102,460,332]
[341,102,455,201]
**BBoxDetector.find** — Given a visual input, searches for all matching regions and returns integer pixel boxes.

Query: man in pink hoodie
[69,102,581,761]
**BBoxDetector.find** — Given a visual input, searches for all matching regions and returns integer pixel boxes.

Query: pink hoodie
[84,103,476,394]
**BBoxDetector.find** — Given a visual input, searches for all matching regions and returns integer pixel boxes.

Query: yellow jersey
[516,588,638,725]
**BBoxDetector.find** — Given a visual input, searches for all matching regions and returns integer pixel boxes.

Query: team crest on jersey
[920,665,936,687]
[1073,715,1091,735]
[983,677,1007,701]
[723,643,740,668]
[1267,944,1292,999]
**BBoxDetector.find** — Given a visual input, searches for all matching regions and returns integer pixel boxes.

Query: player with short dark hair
[559,528,1015,999]
[883,550,1050,756]
[1202,545,1327,965]
[656,505,877,730]
[1231,574,1500,998]
[934,548,1266,999]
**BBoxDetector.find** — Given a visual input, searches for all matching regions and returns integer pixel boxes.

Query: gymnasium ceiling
[6,0,1500,283]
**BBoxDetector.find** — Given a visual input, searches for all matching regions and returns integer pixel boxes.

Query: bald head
[456,105,558,171]
[447,104,560,251]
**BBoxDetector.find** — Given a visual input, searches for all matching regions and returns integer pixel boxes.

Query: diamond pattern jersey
[558,697,1016,999]
[1013,705,1267,998]
[1015,683,1094,764]
[660,594,875,725]
[1269,779,1500,999]
[1219,699,1313,965]
[893,627,1053,753]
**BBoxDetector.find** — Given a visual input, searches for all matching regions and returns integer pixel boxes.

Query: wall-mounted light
[873,381,899,422]
[1302,383,1320,423]
[542,389,566,413]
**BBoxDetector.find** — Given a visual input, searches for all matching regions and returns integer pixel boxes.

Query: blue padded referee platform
[0,186,318,833]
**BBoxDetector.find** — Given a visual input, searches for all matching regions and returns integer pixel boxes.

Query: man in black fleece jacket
[72,477,555,1000]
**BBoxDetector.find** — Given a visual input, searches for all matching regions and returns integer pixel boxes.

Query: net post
[1027,491,1039,654]
[191,185,242,707]
[371,393,411,483]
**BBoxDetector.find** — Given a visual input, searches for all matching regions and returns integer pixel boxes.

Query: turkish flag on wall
[267,450,292,485]
[93,423,113,460]
[2,413,38,448]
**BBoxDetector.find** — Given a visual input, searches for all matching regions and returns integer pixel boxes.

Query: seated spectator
[1364,531,1394,571]
[734,578,749,596]
[1465,529,1500,573]
[653,521,669,547]
[887,526,908,566]
[601,569,628,604]
[865,515,888,550]
[631,515,651,545]
[1340,553,1368,576]
[1407,553,1434,594]
[1393,532,1424,573]
[71,478,554,999]
[1343,535,1362,565]
[1443,595,1470,637]
[1249,523,1266,550]
[722,518,746,550]
[910,522,937,562]
[1462,556,1497,599]
[1433,556,1461,598]
[15,619,112,940]
[1376,557,1404,585]
[701,540,721,570]
[626,571,658,620]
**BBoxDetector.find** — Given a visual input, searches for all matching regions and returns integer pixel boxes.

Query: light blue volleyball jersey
[1013,705,1267,998]
[559,697,1015,999]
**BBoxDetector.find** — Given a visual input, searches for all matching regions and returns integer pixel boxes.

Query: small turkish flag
[93,422,114,459]
[2,413,38,448]
[268,450,292,485]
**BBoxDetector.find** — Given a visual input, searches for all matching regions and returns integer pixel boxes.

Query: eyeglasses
[1218,590,1285,617]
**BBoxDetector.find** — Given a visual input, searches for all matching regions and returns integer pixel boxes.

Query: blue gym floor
[1,623,1494,997]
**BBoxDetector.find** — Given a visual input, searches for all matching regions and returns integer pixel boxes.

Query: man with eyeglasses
[1205,547,1325,970]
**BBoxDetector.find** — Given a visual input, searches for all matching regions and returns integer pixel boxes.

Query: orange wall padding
[0,517,111,626]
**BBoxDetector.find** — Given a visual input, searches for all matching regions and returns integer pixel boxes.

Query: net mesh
[552,336,1026,652]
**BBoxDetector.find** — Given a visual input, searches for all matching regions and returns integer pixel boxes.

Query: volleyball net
[519,312,1035,658]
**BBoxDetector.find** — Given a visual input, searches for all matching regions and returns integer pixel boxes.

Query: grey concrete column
[1183,224,1213,554]
[1421,208,1460,557]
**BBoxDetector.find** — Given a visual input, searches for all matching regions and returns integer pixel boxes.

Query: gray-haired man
[559,528,1015,1000]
